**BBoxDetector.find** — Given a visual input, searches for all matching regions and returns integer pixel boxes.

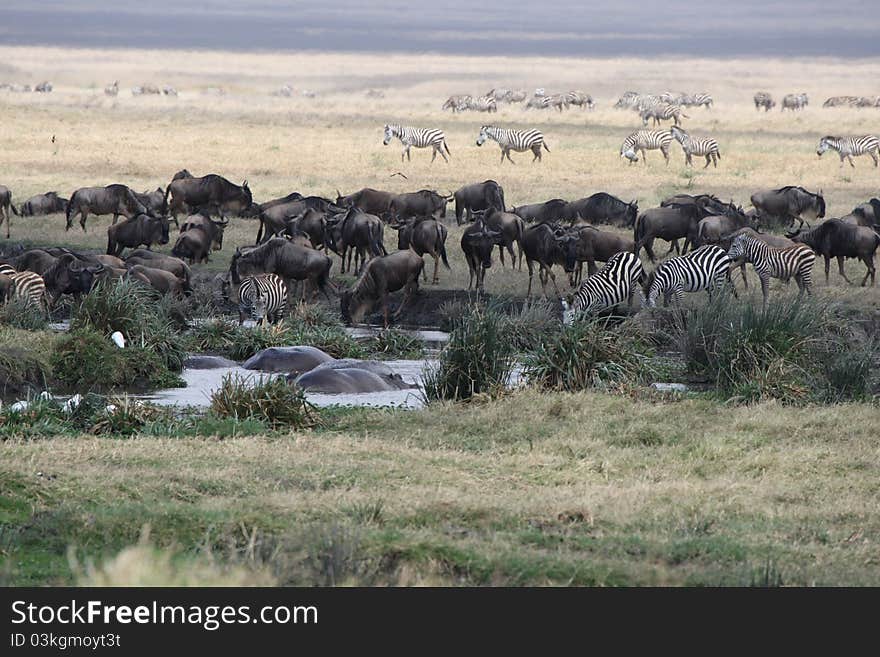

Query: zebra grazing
[644,245,733,307]
[442,94,472,112]
[0,266,46,310]
[823,95,871,108]
[754,92,775,111]
[383,124,451,163]
[640,103,688,127]
[566,90,594,110]
[670,125,721,168]
[542,93,570,112]
[237,274,288,325]
[727,234,815,307]
[466,95,498,113]
[684,93,713,108]
[816,135,880,167]
[782,93,808,111]
[562,251,644,324]
[620,130,673,165]
[476,125,549,164]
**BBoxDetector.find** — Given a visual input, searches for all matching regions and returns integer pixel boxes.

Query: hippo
[291,360,418,393]
[242,346,334,374]
[183,355,239,369]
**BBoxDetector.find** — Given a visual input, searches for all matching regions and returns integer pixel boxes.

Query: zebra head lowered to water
[561,251,644,325]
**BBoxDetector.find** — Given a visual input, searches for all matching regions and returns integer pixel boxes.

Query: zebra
[614,91,641,109]
[620,129,673,165]
[727,234,815,307]
[0,266,46,310]
[659,91,687,105]
[237,274,288,325]
[442,94,472,113]
[644,245,733,308]
[684,92,713,108]
[562,251,644,324]
[542,93,570,112]
[104,80,119,97]
[639,103,688,127]
[816,135,880,167]
[382,124,451,163]
[523,95,550,110]
[476,125,549,164]
[565,90,594,109]
[823,95,868,108]
[466,95,498,113]
[781,93,808,111]
[670,125,721,168]
[754,91,775,111]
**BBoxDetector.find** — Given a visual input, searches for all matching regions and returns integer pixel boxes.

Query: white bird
[10,400,30,412]
[111,331,126,348]
[63,394,83,415]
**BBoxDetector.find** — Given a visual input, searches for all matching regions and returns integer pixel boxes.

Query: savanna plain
[1,47,879,586]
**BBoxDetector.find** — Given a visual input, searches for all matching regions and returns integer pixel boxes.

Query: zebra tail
[543,141,551,152]
[444,140,451,155]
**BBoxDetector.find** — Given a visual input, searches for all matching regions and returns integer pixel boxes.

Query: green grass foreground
[2,389,878,586]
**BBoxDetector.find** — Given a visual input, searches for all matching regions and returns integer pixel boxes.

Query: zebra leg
[760,273,769,308]
[506,150,516,164]
[439,145,448,163]
[848,154,855,168]
[662,146,670,166]
[740,262,749,289]
[431,148,437,163]
[871,151,879,166]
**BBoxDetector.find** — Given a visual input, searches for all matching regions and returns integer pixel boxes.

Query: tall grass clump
[210,374,318,429]
[673,295,876,403]
[0,328,54,396]
[363,329,424,359]
[0,296,48,330]
[423,304,514,401]
[523,318,651,391]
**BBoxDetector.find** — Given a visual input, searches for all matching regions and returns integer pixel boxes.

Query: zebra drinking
[816,135,880,168]
[382,124,451,163]
[620,129,673,165]
[476,125,550,164]
[561,251,644,324]
[670,125,721,168]
[237,273,288,325]
[643,245,733,307]
[727,234,815,306]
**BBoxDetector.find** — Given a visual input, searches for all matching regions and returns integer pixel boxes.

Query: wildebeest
[256,196,338,244]
[453,180,506,225]
[387,190,449,222]
[0,185,18,239]
[460,221,502,291]
[107,214,170,257]
[34,81,52,93]
[325,207,387,274]
[633,203,705,262]
[164,174,253,221]
[125,250,192,289]
[231,238,334,306]
[695,206,758,247]
[510,199,569,224]
[392,217,450,285]
[479,207,524,269]
[335,188,395,217]
[180,212,228,250]
[286,208,329,251]
[787,219,880,286]
[563,193,638,227]
[134,187,167,217]
[10,249,59,276]
[564,225,635,286]
[172,215,228,264]
[520,222,575,297]
[751,186,825,229]
[41,253,104,307]
[18,192,68,216]
[66,184,150,231]
[127,264,186,296]
[340,250,424,327]
[754,92,775,111]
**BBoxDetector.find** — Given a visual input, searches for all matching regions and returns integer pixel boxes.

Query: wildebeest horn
[336,189,342,199]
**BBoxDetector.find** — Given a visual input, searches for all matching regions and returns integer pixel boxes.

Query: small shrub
[88,396,167,436]
[0,296,48,330]
[0,331,53,396]
[524,318,652,391]
[363,329,423,359]
[210,374,318,429]
[423,305,514,401]
[498,298,559,351]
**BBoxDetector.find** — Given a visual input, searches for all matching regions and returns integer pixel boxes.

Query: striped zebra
[644,245,733,307]
[660,91,687,105]
[0,265,47,310]
[383,124,451,163]
[466,95,498,113]
[566,90,594,110]
[670,125,721,168]
[781,93,808,111]
[614,91,641,109]
[476,125,549,164]
[543,93,571,112]
[754,91,775,111]
[684,93,713,108]
[620,129,673,165]
[562,252,644,324]
[640,103,688,127]
[442,94,472,113]
[822,96,870,108]
[237,273,288,325]
[816,135,880,167]
[727,234,815,307]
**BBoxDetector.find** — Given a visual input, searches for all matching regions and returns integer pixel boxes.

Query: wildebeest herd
[1,166,879,329]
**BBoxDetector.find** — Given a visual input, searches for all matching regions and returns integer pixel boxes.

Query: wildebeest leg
[498,244,506,268]
[80,211,89,232]
[860,255,874,286]
[837,255,853,285]
[525,258,535,296]
[505,241,516,265]
[112,213,119,225]
[432,254,440,284]
[643,238,657,264]
[664,240,678,258]
[547,267,560,297]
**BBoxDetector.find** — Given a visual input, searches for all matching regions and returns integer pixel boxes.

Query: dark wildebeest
[335,188,396,218]
[510,198,569,224]
[286,208,328,251]
[256,196,339,244]
[127,264,187,296]
[787,219,880,286]
[391,216,450,285]
[841,199,880,229]
[718,227,795,289]
[562,193,638,227]
[12,249,59,275]
[125,250,192,289]
[39,247,124,271]
[164,174,253,221]
[19,192,68,216]
[172,217,228,264]
[520,222,577,297]
[633,203,705,262]
[694,205,758,248]
[751,186,825,229]
[477,207,524,269]
[231,238,334,306]
[134,187,168,217]
[453,180,506,225]
[564,225,635,286]
[340,250,424,327]
[180,213,228,250]
[66,184,150,231]
[661,193,734,215]
[106,214,170,257]
[0,185,18,238]
[325,208,387,274]
[41,253,104,307]
[460,221,502,291]
[387,190,449,222]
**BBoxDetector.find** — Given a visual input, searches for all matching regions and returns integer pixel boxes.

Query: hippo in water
[243,346,334,374]
[184,355,238,369]
[290,359,418,394]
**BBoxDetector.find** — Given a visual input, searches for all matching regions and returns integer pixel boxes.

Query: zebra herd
[443,88,594,114]
[619,126,720,168]
[383,123,548,164]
